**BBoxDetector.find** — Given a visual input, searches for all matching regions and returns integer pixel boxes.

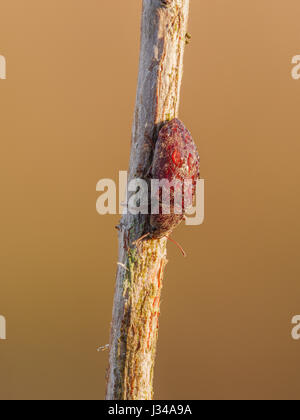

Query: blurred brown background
[1,0,300,400]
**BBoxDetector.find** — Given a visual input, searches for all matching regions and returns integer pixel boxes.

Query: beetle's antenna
[132,232,151,256]
[132,232,150,247]
[166,236,186,257]
[133,233,186,257]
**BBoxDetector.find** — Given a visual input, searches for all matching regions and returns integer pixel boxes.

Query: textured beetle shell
[149,118,200,239]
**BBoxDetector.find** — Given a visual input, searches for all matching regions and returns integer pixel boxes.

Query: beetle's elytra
[149,118,200,239]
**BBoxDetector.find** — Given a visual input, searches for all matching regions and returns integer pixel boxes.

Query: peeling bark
[106,0,190,400]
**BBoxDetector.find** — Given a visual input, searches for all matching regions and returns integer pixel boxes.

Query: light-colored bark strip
[106,0,190,400]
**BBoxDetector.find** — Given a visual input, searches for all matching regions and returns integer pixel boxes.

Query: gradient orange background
[1,0,300,400]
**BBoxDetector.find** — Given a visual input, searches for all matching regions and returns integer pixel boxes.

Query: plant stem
[106,0,190,400]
